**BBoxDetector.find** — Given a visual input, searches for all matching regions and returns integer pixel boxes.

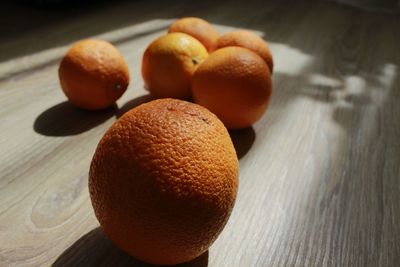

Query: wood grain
[1,0,399,266]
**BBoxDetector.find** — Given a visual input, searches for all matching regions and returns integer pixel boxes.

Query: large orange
[142,33,208,100]
[89,98,239,265]
[59,39,130,110]
[217,30,274,73]
[168,17,220,52]
[192,46,272,129]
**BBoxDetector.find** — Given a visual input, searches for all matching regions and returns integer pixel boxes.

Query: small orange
[142,33,208,99]
[217,30,274,73]
[169,17,220,52]
[192,46,272,129]
[89,98,239,265]
[59,39,130,110]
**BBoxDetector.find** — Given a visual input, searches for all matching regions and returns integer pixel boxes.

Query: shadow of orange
[33,101,116,136]
[52,227,209,267]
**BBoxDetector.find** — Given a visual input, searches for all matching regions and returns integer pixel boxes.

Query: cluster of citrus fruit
[58,17,273,265]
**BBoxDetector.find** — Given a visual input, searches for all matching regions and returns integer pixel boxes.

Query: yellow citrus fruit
[169,17,220,52]
[142,33,208,100]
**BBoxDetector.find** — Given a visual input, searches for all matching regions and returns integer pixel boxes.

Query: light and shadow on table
[2,0,400,265]
[52,227,209,267]
[33,93,155,137]
[33,93,257,160]
[33,101,117,136]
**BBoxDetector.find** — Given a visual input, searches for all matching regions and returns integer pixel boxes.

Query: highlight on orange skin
[217,30,274,73]
[142,32,208,100]
[169,17,220,52]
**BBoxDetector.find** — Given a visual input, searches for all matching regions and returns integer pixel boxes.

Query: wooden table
[1,1,399,266]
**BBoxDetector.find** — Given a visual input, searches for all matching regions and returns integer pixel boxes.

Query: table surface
[1,1,399,266]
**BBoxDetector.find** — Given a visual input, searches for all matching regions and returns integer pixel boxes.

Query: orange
[217,30,274,73]
[192,46,272,129]
[142,33,208,100]
[89,98,239,265]
[59,39,130,110]
[169,17,220,52]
